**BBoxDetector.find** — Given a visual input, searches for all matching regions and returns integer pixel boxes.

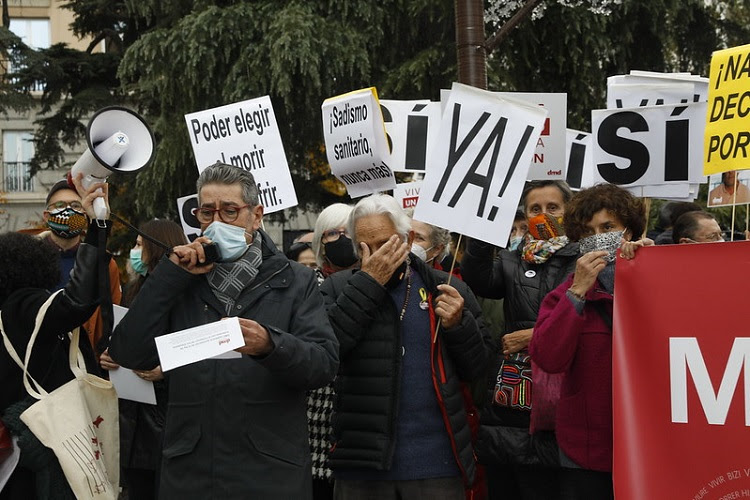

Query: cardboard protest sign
[704,44,750,175]
[607,82,695,109]
[321,88,396,198]
[565,129,595,190]
[706,170,750,206]
[393,181,422,210]
[176,194,200,242]
[414,83,547,248]
[380,100,441,172]
[609,71,709,104]
[495,92,566,180]
[625,183,696,201]
[184,96,297,213]
[613,242,750,499]
[592,102,707,193]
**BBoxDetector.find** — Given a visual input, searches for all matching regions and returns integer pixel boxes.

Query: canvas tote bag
[0,290,119,500]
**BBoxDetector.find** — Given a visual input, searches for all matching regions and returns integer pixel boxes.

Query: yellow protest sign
[704,43,750,175]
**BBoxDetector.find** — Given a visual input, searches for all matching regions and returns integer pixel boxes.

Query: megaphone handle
[93,196,108,221]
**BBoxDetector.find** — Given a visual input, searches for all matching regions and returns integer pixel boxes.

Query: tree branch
[485,0,545,54]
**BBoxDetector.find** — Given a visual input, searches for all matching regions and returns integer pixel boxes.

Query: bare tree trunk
[455,0,487,89]
[485,0,544,54]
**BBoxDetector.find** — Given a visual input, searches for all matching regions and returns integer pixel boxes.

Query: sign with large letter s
[613,242,750,499]
[592,102,707,190]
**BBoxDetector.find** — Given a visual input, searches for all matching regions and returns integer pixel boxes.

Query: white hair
[348,194,412,257]
[312,203,354,267]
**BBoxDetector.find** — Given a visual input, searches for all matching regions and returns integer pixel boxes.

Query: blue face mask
[129,248,148,276]
[509,236,524,251]
[203,221,249,262]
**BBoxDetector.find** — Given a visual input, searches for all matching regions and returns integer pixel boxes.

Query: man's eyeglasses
[322,229,348,241]
[193,204,251,223]
[47,201,83,212]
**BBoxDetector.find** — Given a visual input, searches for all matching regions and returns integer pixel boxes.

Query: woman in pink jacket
[529,184,652,500]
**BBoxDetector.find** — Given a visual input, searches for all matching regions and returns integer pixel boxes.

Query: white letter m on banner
[670,337,750,425]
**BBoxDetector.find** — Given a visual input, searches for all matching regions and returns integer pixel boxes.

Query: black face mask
[324,236,358,268]
[384,260,408,289]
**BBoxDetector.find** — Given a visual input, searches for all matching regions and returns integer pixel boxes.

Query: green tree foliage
[486,0,727,130]
[0,0,457,225]
[0,0,746,229]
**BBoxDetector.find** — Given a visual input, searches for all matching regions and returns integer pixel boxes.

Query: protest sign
[414,83,547,247]
[176,194,200,242]
[609,71,709,105]
[607,82,695,110]
[592,102,707,193]
[495,92,566,180]
[704,44,750,175]
[625,183,696,201]
[393,181,422,210]
[706,170,750,206]
[613,242,750,499]
[322,88,396,198]
[380,100,441,172]
[565,129,595,190]
[184,96,297,213]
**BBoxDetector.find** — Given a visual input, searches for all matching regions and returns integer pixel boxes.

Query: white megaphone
[68,106,155,219]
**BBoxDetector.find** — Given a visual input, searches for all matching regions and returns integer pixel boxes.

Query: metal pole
[455,0,487,89]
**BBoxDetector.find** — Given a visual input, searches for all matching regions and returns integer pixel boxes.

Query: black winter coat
[319,255,492,487]
[109,231,339,500]
[0,225,105,500]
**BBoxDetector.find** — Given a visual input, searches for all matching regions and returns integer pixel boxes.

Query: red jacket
[529,275,614,472]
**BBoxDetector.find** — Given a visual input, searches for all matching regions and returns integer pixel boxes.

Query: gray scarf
[207,233,263,314]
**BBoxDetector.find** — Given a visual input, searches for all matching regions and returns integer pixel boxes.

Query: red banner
[613,241,750,499]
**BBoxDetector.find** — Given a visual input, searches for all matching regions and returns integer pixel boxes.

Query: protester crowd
[0,164,743,500]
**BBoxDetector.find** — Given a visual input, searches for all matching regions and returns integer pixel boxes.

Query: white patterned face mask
[578,230,625,262]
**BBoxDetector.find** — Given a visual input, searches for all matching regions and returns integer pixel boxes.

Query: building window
[9,18,50,49]
[8,18,50,91]
[3,131,35,192]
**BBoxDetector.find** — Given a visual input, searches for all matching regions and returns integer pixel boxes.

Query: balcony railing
[2,161,34,192]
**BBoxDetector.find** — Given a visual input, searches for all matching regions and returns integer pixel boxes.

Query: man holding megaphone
[109,162,339,499]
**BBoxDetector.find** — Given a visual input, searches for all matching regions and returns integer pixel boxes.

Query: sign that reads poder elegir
[414,83,548,248]
[322,88,396,198]
[184,96,297,214]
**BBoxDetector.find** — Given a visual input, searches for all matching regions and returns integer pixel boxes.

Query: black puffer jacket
[319,255,491,487]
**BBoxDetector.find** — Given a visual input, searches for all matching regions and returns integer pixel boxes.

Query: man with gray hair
[110,162,338,499]
[320,193,490,499]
